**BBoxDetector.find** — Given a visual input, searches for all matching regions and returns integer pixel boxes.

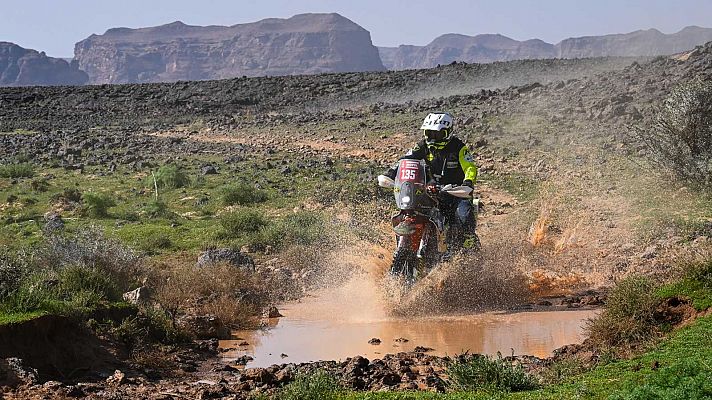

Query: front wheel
[390,243,420,288]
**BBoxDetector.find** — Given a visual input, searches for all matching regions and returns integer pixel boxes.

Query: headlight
[401,196,411,204]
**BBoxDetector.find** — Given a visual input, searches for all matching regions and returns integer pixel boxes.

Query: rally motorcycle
[377,159,474,286]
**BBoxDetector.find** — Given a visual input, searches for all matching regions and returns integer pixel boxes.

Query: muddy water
[220,274,598,368]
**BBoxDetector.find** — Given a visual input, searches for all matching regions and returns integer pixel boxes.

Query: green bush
[220,183,268,206]
[255,211,325,250]
[82,192,116,218]
[143,200,172,219]
[447,354,540,392]
[632,79,712,187]
[0,251,29,300]
[586,275,660,348]
[278,371,343,400]
[219,209,268,238]
[2,267,118,317]
[153,164,190,189]
[29,178,50,192]
[136,233,173,254]
[0,162,34,178]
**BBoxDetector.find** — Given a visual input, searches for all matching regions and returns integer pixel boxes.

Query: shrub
[82,192,116,218]
[33,228,142,294]
[51,188,82,204]
[29,178,49,192]
[137,234,173,254]
[252,211,325,250]
[447,354,540,392]
[684,259,712,289]
[153,262,264,329]
[0,251,29,300]
[220,183,268,206]
[219,209,268,238]
[279,371,343,400]
[153,164,190,189]
[0,162,34,178]
[632,79,712,187]
[143,200,172,219]
[586,275,660,348]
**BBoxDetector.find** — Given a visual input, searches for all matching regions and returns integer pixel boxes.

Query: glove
[463,180,474,188]
[427,185,439,195]
[384,168,397,180]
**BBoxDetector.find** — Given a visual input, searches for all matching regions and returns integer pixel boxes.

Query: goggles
[424,129,447,142]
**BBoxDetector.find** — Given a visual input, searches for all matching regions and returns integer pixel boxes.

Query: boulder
[197,248,255,271]
[177,315,231,339]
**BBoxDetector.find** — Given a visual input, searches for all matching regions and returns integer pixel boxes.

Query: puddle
[220,280,598,368]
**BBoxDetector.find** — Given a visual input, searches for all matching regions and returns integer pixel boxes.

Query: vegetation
[633,79,712,187]
[82,192,117,218]
[447,354,540,393]
[152,164,191,189]
[0,162,34,178]
[586,275,660,349]
[279,371,344,400]
[220,182,268,205]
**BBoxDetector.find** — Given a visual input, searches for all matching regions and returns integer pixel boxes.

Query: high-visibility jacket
[387,137,477,185]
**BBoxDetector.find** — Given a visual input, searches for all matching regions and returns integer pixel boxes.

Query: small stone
[106,370,125,386]
[368,338,382,345]
[265,306,283,318]
[122,286,151,305]
[200,165,218,175]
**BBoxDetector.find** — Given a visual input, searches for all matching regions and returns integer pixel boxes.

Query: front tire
[390,242,419,288]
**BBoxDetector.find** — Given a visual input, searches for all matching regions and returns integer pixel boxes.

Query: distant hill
[0,42,88,86]
[74,13,385,84]
[379,26,712,70]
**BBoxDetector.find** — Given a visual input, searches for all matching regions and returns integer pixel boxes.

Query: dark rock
[265,306,283,318]
[200,165,218,175]
[368,338,382,345]
[177,315,231,339]
[42,211,64,233]
[197,248,255,271]
[0,358,38,387]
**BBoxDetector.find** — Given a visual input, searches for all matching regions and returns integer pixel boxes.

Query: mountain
[74,13,385,84]
[379,26,712,70]
[556,26,712,58]
[0,42,88,86]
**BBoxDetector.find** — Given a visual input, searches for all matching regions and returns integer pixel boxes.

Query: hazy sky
[2,0,712,57]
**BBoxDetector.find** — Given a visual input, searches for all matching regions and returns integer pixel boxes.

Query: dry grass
[152,259,266,329]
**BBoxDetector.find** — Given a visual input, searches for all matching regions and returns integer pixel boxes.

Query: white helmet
[420,112,454,147]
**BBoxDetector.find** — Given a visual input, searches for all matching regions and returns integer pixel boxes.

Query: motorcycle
[377,159,474,286]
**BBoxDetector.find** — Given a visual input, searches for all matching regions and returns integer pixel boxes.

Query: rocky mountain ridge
[379,25,712,69]
[74,13,385,84]
[0,42,88,86]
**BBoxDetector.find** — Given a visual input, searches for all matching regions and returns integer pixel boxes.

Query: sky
[2,0,712,57]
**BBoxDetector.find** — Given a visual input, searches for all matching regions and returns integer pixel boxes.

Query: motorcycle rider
[384,112,480,252]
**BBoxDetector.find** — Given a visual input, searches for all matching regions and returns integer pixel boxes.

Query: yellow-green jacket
[387,137,477,185]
